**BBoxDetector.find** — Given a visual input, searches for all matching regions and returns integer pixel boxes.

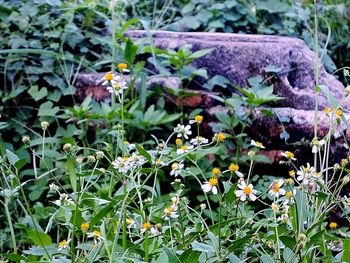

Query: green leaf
[27,230,52,246]
[191,241,215,252]
[124,38,138,65]
[260,254,275,263]
[188,48,214,60]
[179,250,200,263]
[6,149,19,165]
[280,236,296,249]
[135,145,152,164]
[28,85,48,101]
[38,101,60,117]
[90,200,117,227]
[343,237,350,262]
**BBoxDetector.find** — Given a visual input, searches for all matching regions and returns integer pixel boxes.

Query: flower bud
[41,121,49,130]
[87,155,96,164]
[96,151,104,160]
[22,136,30,144]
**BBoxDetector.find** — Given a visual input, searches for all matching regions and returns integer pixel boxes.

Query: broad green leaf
[6,149,19,165]
[28,85,47,101]
[27,230,52,246]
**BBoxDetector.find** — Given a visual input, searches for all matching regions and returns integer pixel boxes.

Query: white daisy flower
[176,145,193,154]
[170,162,184,177]
[171,195,180,208]
[101,72,116,86]
[54,193,74,206]
[281,151,296,160]
[87,230,104,241]
[162,206,179,220]
[106,75,128,95]
[126,218,136,229]
[235,181,257,201]
[311,139,326,153]
[277,214,289,223]
[268,179,286,198]
[201,177,219,195]
[58,239,70,251]
[174,124,192,139]
[229,163,243,177]
[251,140,265,149]
[49,183,59,192]
[296,163,315,185]
[190,136,209,145]
[112,156,131,174]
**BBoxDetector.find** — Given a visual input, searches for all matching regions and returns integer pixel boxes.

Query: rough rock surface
[75,30,350,162]
[126,30,348,111]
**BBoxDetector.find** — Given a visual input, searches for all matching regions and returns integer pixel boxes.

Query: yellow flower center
[212,168,220,176]
[255,141,263,148]
[209,177,218,186]
[243,186,252,195]
[171,162,179,170]
[272,182,280,193]
[164,207,173,215]
[195,115,203,123]
[81,223,89,232]
[143,221,151,230]
[329,222,337,229]
[113,83,120,90]
[93,230,101,238]
[285,191,293,198]
[215,133,225,142]
[175,138,182,146]
[335,109,343,117]
[229,163,239,172]
[126,218,133,225]
[181,145,188,151]
[286,151,294,159]
[324,107,331,114]
[105,73,113,81]
[59,239,67,248]
[285,178,294,184]
[117,63,128,69]
[289,170,295,177]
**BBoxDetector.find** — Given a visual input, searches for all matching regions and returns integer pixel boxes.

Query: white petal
[235,190,243,197]
[240,194,247,201]
[202,183,211,193]
[212,186,218,195]
[249,194,257,201]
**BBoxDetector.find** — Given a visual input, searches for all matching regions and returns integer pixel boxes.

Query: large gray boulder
[126,30,348,111]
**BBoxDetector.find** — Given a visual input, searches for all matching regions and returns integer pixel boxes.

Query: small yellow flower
[58,239,68,250]
[289,170,295,177]
[214,133,225,142]
[126,218,134,225]
[271,203,279,212]
[286,151,294,159]
[92,230,101,238]
[342,158,348,167]
[243,186,252,195]
[229,163,239,172]
[323,107,331,114]
[285,191,293,198]
[335,109,343,117]
[175,138,182,146]
[285,178,294,185]
[194,115,203,123]
[81,222,89,232]
[181,145,188,151]
[104,72,114,81]
[117,63,128,70]
[143,221,151,230]
[209,177,218,186]
[212,168,220,176]
[329,222,337,229]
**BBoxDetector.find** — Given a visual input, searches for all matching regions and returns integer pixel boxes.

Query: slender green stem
[4,200,17,253]
[144,231,149,262]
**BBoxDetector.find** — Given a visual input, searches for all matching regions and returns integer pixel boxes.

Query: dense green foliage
[0,0,350,262]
